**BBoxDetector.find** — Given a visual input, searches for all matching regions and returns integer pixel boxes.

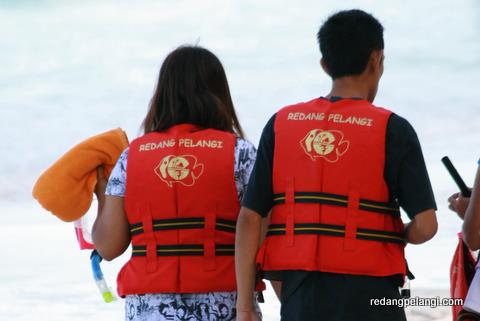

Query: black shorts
[279,271,407,321]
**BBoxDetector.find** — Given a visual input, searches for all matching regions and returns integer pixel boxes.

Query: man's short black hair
[317,9,384,79]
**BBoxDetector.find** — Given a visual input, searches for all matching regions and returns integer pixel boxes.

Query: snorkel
[74,216,116,303]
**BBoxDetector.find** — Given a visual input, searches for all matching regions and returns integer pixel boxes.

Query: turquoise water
[1,1,479,320]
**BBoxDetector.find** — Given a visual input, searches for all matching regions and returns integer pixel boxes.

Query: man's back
[260,97,406,276]
[235,10,437,321]
[241,96,436,321]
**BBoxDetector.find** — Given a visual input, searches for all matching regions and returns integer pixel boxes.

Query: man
[235,9,438,321]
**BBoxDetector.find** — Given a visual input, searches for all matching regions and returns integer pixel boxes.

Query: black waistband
[273,191,400,216]
[131,244,235,257]
[130,217,236,236]
[267,223,405,244]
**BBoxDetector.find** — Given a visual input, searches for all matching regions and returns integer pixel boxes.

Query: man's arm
[404,209,437,244]
[385,114,438,244]
[236,115,278,321]
[235,207,262,321]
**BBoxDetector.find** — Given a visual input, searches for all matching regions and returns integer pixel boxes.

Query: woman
[92,45,261,321]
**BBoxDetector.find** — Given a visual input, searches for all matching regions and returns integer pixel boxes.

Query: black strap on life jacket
[129,216,236,270]
[273,191,400,217]
[129,217,236,236]
[131,244,235,257]
[267,222,405,244]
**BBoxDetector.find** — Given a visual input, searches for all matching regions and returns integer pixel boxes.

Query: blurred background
[1,0,479,320]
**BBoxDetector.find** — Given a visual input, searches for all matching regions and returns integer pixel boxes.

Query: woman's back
[106,129,257,321]
[92,45,262,321]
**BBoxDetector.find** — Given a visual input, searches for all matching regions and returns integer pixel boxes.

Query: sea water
[1,0,479,320]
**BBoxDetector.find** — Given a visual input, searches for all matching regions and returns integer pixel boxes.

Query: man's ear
[369,50,384,73]
[320,58,330,75]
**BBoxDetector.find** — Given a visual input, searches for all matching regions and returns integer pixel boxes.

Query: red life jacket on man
[117,124,241,296]
[257,98,406,277]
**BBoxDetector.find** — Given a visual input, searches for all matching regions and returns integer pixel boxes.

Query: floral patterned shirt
[106,138,260,321]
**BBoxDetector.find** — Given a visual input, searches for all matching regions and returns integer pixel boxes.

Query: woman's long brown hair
[142,46,244,138]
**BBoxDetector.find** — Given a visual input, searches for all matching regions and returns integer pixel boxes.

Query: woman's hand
[448,192,470,220]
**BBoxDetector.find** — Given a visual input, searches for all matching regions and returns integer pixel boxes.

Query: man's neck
[325,76,373,102]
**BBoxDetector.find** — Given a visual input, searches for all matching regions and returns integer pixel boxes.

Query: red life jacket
[117,124,241,296]
[451,233,477,321]
[257,98,406,277]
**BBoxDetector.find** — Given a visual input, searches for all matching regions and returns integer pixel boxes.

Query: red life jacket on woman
[257,98,406,277]
[117,124,241,296]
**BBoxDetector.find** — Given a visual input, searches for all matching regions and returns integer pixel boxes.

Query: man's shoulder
[386,113,417,137]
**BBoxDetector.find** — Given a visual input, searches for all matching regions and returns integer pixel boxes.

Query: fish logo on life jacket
[300,129,349,162]
[154,155,204,187]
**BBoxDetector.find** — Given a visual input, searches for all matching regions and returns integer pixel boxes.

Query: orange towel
[32,128,129,222]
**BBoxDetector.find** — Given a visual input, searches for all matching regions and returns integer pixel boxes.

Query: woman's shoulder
[234,137,257,171]
[235,137,256,152]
